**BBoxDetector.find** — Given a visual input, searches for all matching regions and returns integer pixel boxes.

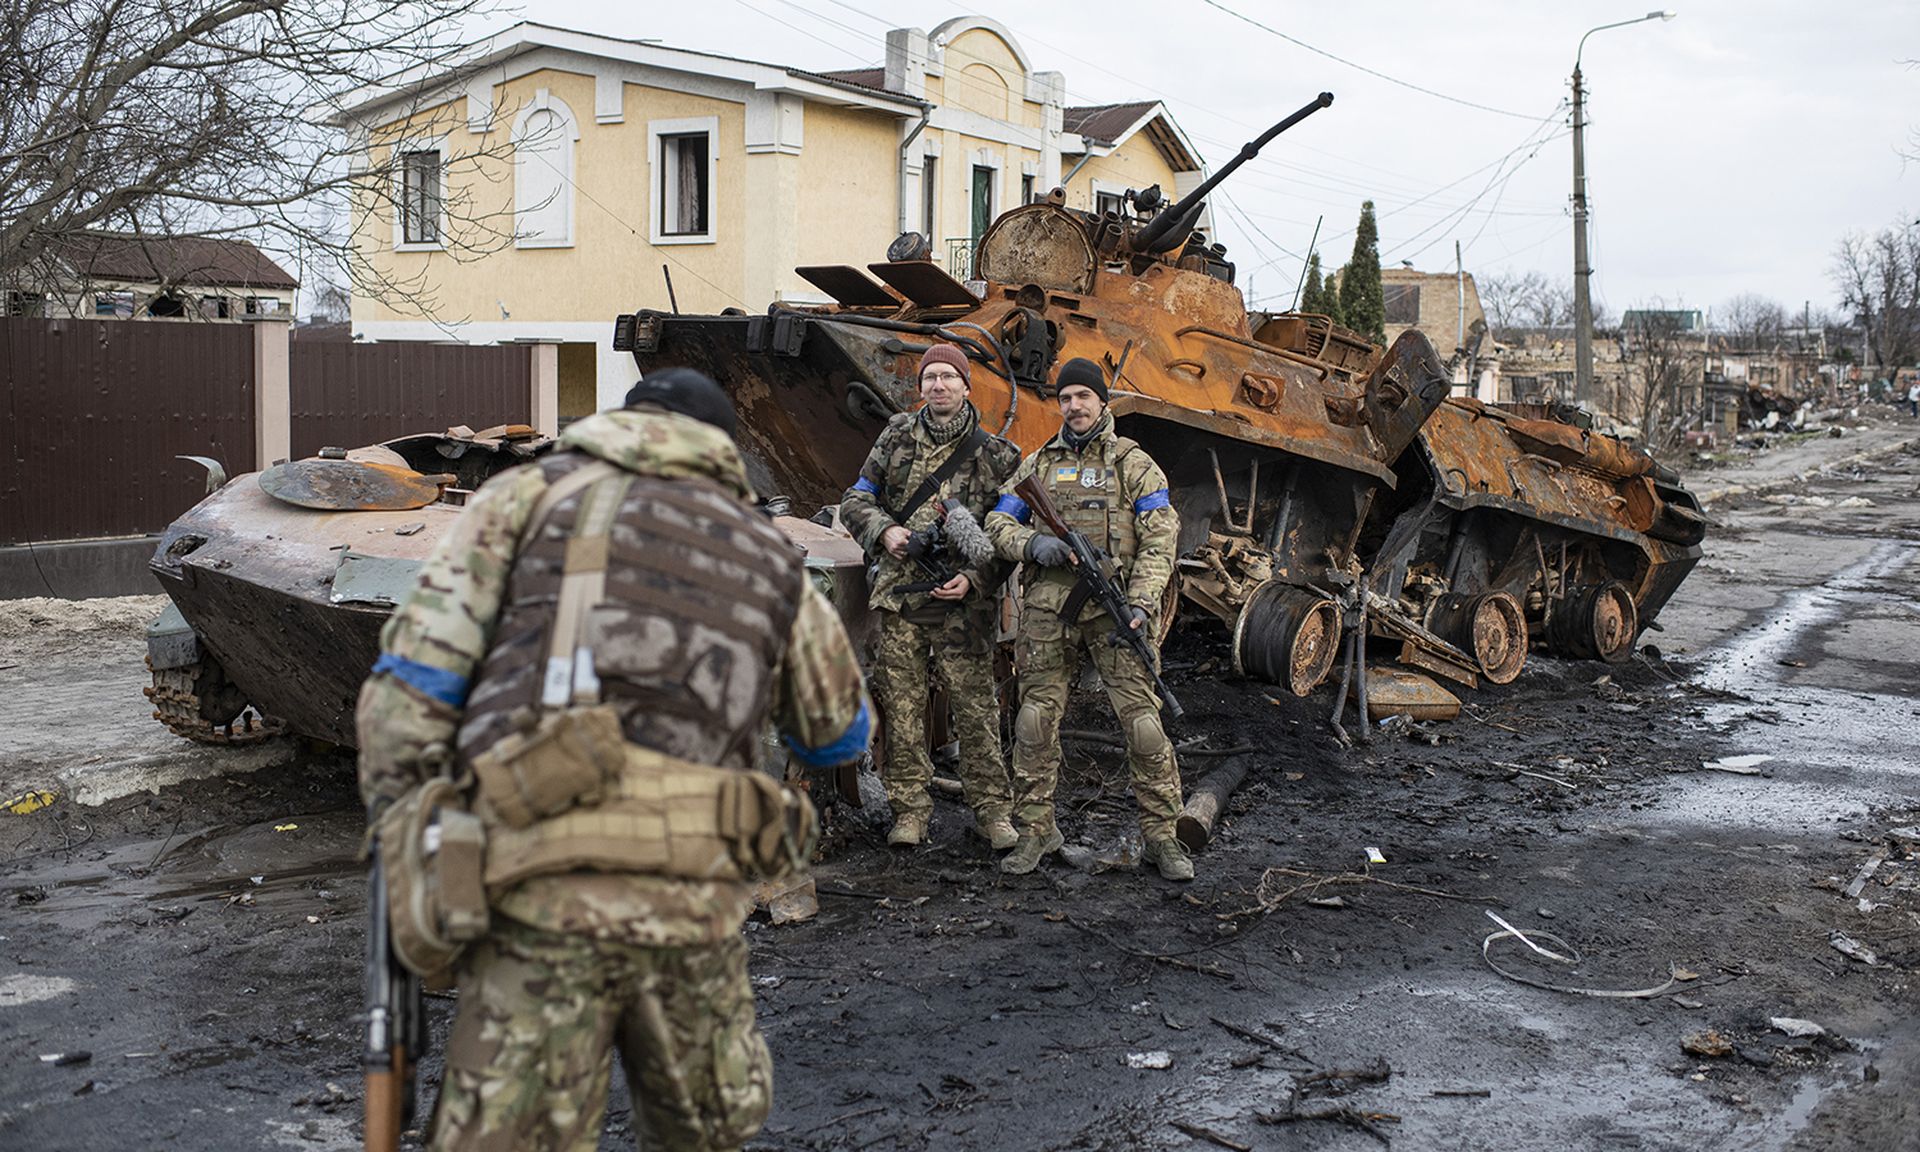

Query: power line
[1196,0,1545,121]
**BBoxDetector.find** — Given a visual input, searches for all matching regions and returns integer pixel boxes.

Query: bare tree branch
[0,0,519,319]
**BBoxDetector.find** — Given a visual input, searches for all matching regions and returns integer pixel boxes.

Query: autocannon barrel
[1133,91,1335,253]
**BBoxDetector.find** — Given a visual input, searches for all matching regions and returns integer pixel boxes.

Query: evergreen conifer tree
[1300,252,1326,314]
[1337,200,1385,343]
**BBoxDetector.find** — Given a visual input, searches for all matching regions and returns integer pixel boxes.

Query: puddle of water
[1644,540,1920,830]
[0,973,76,1007]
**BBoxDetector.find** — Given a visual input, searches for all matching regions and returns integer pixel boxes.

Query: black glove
[1025,534,1073,568]
[1127,605,1153,631]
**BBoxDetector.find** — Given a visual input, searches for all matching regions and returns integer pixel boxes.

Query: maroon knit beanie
[917,343,970,385]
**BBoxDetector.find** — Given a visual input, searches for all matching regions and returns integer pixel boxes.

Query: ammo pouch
[482,745,819,890]
[469,704,626,829]
[378,775,490,979]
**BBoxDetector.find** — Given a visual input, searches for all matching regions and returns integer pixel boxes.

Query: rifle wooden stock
[364,848,420,1152]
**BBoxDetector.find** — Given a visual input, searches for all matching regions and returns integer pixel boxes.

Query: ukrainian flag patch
[1053,466,1080,484]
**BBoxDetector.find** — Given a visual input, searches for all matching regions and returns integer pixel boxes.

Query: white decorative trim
[928,16,1035,75]
[513,90,579,249]
[744,91,804,156]
[594,71,624,123]
[647,115,720,245]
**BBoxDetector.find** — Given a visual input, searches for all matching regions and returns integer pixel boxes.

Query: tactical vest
[1025,435,1144,613]
[456,451,808,886]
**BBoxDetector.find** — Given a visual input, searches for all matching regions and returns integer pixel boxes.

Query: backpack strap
[520,461,633,708]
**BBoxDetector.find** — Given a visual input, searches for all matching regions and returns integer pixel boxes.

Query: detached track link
[144,660,286,745]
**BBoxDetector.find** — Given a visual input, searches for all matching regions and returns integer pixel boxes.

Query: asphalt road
[1,418,1915,1151]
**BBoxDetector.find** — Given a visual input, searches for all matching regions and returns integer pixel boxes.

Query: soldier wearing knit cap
[985,356,1190,881]
[840,343,1022,849]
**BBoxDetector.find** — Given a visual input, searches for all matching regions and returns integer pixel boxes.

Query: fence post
[529,340,559,436]
[249,314,292,465]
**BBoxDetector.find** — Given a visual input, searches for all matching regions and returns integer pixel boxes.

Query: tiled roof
[817,66,888,91]
[54,232,299,290]
[1063,102,1157,147]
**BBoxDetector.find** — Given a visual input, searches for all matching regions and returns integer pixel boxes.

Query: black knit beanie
[623,367,738,437]
[1055,357,1108,403]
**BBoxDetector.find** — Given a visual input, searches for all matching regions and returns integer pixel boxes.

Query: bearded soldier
[840,343,1022,848]
[984,357,1191,881]
[356,368,870,1152]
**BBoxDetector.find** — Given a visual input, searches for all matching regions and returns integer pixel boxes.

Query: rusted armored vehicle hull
[146,428,869,748]
[618,94,1704,706]
[1356,400,1705,690]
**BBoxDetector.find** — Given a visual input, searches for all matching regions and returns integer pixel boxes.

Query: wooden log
[1175,757,1252,852]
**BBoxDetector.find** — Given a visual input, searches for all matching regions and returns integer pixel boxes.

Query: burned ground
[1,427,1916,1151]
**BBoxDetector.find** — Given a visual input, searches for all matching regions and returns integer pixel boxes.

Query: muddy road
[2,428,1916,1151]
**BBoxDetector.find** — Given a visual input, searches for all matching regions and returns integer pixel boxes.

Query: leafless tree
[1831,218,1920,370]
[1717,292,1787,350]
[0,0,519,317]
[1618,302,1696,454]
[1478,269,1575,333]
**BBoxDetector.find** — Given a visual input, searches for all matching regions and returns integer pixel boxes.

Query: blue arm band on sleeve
[994,494,1031,524]
[852,476,879,496]
[784,699,872,767]
[371,652,469,708]
[1133,488,1171,514]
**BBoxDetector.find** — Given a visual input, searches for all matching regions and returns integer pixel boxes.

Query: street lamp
[1572,9,1675,407]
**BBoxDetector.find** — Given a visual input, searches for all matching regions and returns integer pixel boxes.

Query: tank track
[144,658,286,745]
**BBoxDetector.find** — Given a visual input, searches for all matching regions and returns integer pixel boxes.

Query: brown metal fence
[0,317,256,546]
[289,342,531,459]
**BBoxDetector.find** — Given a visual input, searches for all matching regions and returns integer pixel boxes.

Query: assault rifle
[364,845,425,1152]
[1012,475,1183,720]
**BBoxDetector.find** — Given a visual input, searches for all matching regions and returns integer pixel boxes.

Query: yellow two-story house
[331,15,1207,418]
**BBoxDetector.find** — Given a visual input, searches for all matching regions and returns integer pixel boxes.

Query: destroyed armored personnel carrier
[614,92,1705,707]
[145,426,867,747]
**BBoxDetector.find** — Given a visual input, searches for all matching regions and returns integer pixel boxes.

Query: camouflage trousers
[431,917,770,1152]
[1011,605,1183,841]
[868,608,1011,825]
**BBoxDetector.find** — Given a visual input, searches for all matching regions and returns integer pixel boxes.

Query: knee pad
[1126,711,1169,759]
[1015,704,1051,748]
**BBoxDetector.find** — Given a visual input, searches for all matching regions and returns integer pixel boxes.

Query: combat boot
[999,826,1064,875]
[888,812,928,847]
[1144,838,1195,882]
[975,813,1018,851]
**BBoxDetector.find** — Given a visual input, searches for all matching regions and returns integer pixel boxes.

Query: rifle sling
[888,426,988,523]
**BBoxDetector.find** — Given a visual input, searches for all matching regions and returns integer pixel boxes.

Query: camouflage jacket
[985,411,1179,621]
[355,408,870,945]
[839,403,1021,616]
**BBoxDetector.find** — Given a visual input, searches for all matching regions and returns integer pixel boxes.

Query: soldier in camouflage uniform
[357,368,870,1152]
[840,343,1022,849]
[985,357,1192,881]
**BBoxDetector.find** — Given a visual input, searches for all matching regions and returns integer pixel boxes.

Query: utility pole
[1571,11,1677,409]
[1571,64,1594,406]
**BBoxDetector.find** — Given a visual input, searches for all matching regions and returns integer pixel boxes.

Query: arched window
[514,93,578,247]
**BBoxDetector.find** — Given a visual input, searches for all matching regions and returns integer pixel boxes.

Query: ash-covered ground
[2,420,1916,1152]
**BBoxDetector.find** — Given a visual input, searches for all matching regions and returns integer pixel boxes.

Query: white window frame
[1090,177,1129,217]
[647,116,719,246]
[513,91,580,249]
[392,134,448,252]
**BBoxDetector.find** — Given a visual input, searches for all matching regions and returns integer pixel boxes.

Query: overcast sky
[483,1,1917,320]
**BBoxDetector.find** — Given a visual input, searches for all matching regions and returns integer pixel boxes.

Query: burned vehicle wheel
[1551,581,1639,663]
[1430,591,1527,685]
[1233,581,1339,695]
[144,654,284,745]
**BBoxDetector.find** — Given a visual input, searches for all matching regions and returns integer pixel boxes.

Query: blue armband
[994,494,1031,524]
[1133,488,1171,514]
[852,476,879,496]
[784,699,872,767]
[371,652,469,708]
